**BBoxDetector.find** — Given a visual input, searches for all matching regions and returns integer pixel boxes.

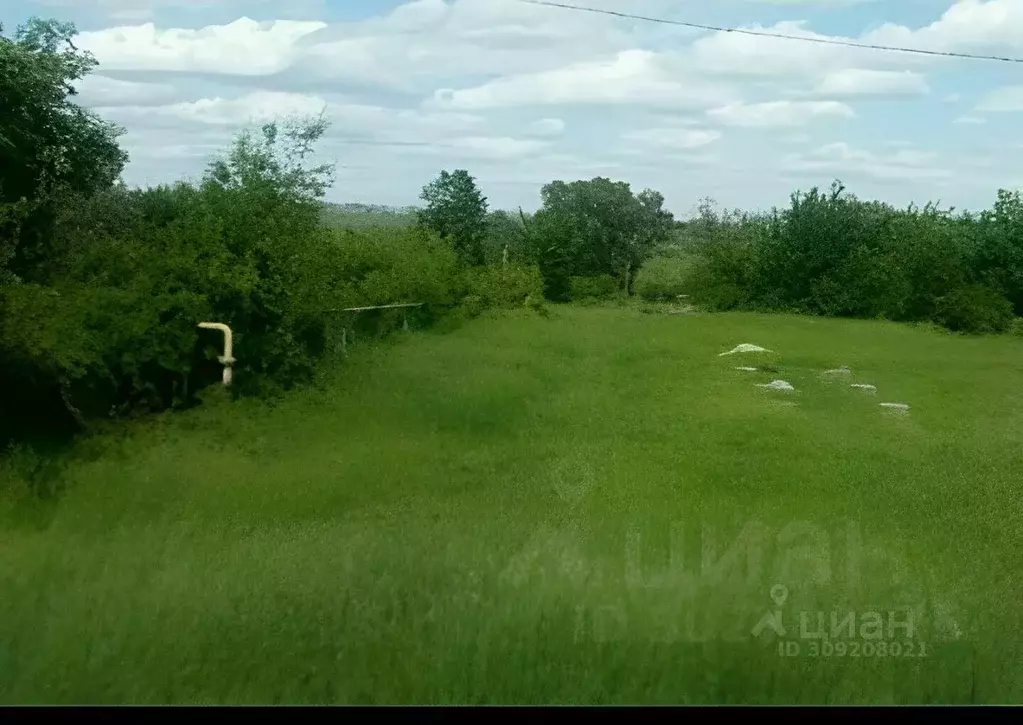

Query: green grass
[2,306,1022,704]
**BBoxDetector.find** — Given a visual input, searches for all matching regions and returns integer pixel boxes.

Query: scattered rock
[850,384,877,393]
[880,403,910,413]
[824,366,852,376]
[735,366,759,372]
[720,344,772,356]
[756,380,795,392]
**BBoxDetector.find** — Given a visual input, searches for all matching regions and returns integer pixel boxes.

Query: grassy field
[320,203,418,230]
[1,305,1021,704]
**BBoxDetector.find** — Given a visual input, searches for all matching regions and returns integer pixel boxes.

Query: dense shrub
[635,256,695,301]
[465,263,545,309]
[684,233,758,312]
[569,274,618,302]
[682,183,1022,333]
[935,284,1014,334]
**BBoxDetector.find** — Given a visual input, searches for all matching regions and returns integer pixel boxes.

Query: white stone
[824,366,852,375]
[720,344,772,356]
[850,384,877,392]
[756,380,795,392]
[736,366,759,372]
[880,403,910,411]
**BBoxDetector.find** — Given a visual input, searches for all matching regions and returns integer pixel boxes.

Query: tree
[483,209,527,265]
[201,113,334,251]
[526,177,674,300]
[970,189,1023,315]
[418,169,489,266]
[0,17,128,282]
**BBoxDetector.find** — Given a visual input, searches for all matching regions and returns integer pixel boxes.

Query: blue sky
[7,0,1023,215]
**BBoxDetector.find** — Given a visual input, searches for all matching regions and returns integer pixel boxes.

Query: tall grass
[1,306,1020,704]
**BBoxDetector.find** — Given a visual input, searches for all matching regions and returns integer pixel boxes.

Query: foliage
[418,169,489,267]
[525,177,674,301]
[466,263,545,309]
[569,274,618,302]
[934,284,1014,334]
[0,115,342,442]
[482,209,528,265]
[634,255,697,302]
[0,18,127,282]
[969,189,1023,315]
[682,182,1023,334]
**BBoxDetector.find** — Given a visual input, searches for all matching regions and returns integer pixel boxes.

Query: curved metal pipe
[198,322,235,386]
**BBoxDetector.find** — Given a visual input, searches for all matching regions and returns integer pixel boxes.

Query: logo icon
[751,584,789,638]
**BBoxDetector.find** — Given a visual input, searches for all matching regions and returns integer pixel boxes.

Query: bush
[677,182,1023,333]
[459,294,487,320]
[569,274,618,302]
[684,237,758,311]
[935,284,1014,334]
[635,256,695,301]
[466,264,545,309]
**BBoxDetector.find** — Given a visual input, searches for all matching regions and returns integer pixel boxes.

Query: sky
[7,0,1023,216]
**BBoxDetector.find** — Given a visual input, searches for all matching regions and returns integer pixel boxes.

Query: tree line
[656,183,1023,335]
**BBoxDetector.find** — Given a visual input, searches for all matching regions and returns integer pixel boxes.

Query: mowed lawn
[1,305,1021,704]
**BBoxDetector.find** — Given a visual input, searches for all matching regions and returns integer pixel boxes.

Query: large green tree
[0,17,128,282]
[526,177,674,300]
[418,169,489,266]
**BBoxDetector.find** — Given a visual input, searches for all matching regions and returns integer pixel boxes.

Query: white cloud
[976,86,1023,112]
[813,69,929,97]
[74,74,180,107]
[429,50,736,110]
[623,127,723,151]
[70,1,1023,95]
[100,92,492,163]
[688,21,909,81]
[689,2,1023,87]
[35,0,261,22]
[707,100,854,128]
[76,18,327,76]
[444,136,550,160]
[788,142,952,182]
[99,91,330,125]
[865,0,1023,56]
[527,118,566,136]
[53,0,1023,213]
[75,0,653,91]
[750,0,877,4]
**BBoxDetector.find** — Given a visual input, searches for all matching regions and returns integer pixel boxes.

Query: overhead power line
[517,0,1023,65]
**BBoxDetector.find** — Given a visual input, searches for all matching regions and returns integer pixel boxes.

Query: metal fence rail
[325,303,425,356]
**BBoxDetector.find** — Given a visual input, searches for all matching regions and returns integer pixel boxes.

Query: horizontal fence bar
[322,303,424,313]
